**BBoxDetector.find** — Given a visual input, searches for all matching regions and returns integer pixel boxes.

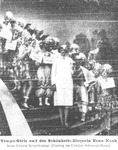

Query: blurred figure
[96,64,116,125]
[16,37,34,108]
[17,18,26,29]
[1,11,13,41]
[4,11,13,24]
[88,62,101,105]
[91,29,98,50]
[72,53,95,122]
[70,43,87,67]
[51,45,74,127]
[36,37,57,106]
[69,43,80,56]
[88,29,113,65]
[0,11,14,75]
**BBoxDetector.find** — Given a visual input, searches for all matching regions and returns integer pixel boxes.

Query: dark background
[0,0,118,44]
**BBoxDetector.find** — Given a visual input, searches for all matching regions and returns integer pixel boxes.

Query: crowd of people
[0,11,117,127]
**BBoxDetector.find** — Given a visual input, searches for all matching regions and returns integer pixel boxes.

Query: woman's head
[92,63,102,77]
[70,43,80,55]
[4,11,13,23]
[100,64,113,78]
[58,45,68,56]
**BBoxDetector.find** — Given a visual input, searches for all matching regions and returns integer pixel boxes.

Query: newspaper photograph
[0,0,118,150]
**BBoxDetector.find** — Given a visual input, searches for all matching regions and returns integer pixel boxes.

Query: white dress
[0,22,12,41]
[51,55,73,106]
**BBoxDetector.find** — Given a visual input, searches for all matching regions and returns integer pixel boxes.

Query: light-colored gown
[51,55,73,106]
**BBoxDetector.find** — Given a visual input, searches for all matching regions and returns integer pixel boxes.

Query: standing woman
[16,37,33,108]
[51,45,74,127]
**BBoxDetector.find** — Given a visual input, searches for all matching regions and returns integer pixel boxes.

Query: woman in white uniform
[51,45,74,127]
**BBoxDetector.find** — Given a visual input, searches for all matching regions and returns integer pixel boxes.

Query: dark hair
[58,46,68,53]
[24,23,31,29]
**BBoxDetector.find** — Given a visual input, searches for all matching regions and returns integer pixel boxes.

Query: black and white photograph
[1,0,118,145]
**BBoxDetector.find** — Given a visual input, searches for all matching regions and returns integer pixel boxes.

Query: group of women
[0,11,116,127]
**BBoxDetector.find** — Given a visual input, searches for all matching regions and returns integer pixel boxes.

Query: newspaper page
[0,0,118,150]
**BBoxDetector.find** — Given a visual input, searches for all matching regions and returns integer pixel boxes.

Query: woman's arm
[16,46,30,61]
